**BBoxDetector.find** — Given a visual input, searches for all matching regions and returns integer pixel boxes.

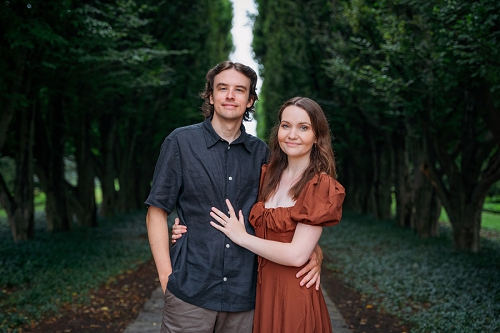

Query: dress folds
[249,165,345,333]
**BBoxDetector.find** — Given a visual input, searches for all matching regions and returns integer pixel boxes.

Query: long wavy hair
[258,97,338,202]
[200,61,259,121]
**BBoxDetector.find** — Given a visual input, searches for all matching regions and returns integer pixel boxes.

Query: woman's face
[278,105,317,160]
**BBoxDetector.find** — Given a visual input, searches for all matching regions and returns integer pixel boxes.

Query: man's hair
[200,61,259,121]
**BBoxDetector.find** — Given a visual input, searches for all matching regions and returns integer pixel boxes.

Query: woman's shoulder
[291,173,345,227]
[311,173,344,191]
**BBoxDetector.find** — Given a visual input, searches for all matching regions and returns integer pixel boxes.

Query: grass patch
[0,210,153,332]
[483,202,500,212]
[320,212,500,333]
[439,209,500,232]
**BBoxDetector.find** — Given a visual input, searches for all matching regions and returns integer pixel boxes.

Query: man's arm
[146,206,172,292]
[295,244,323,290]
[171,219,323,289]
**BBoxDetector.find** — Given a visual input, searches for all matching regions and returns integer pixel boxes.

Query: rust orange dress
[249,165,345,333]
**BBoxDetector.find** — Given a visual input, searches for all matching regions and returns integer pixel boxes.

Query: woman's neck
[283,158,309,180]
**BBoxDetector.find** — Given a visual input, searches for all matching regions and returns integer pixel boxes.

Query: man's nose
[226,88,235,99]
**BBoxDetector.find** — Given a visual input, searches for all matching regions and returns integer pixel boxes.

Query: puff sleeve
[290,174,345,227]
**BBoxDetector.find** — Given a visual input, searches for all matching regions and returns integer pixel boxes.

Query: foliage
[252,0,500,251]
[321,212,500,332]
[0,211,152,331]
[0,0,234,239]
[252,0,342,134]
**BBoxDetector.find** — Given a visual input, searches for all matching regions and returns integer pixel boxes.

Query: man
[145,61,322,333]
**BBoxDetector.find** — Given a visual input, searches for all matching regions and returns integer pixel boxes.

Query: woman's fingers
[225,199,236,216]
[210,211,227,226]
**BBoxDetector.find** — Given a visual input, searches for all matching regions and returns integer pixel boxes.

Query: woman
[210,97,345,333]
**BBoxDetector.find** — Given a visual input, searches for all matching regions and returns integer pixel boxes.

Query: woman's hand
[210,199,249,245]
[171,218,187,244]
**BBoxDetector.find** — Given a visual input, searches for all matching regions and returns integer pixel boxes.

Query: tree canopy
[0,0,234,240]
[252,0,500,252]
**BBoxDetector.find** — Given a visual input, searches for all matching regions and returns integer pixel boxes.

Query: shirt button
[228,176,233,181]
[227,146,231,150]
[223,277,227,282]
[226,244,230,248]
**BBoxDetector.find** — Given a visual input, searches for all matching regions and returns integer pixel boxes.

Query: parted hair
[258,97,338,202]
[200,61,259,121]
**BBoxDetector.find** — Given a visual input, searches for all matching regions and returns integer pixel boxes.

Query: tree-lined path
[1,0,499,332]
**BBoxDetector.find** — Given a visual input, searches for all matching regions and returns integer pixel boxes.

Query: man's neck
[211,116,243,143]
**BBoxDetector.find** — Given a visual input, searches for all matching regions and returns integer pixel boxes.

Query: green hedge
[0,211,152,332]
[321,212,500,333]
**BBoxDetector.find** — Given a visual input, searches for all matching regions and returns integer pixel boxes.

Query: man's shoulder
[164,122,204,142]
[170,122,203,136]
[243,132,266,146]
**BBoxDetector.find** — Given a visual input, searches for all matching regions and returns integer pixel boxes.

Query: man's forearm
[146,206,172,291]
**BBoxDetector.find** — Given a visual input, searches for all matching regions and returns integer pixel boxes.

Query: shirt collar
[202,116,252,152]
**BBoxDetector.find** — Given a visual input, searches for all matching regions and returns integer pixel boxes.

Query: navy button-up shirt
[145,117,269,312]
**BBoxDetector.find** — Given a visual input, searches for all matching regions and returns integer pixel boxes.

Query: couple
[145,61,345,333]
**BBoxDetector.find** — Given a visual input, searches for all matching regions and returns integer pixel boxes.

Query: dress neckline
[262,201,295,210]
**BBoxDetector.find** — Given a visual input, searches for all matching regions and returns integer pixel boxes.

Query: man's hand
[295,244,323,290]
[171,217,187,244]
[160,277,169,293]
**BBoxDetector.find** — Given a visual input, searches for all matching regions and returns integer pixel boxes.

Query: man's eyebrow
[215,82,248,90]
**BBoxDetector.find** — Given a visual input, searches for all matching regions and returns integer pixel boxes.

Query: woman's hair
[200,61,259,121]
[258,97,338,202]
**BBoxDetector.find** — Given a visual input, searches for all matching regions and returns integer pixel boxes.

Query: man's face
[210,68,253,122]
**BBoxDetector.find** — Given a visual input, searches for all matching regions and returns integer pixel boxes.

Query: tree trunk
[340,148,376,215]
[116,128,139,213]
[137,146,156,210]
[33,93,70,232]
[97,113,118,217]
[71,110,97,227]
[373,133,393,220]
[422,82,500,252]
[392,127,413,228]
[0,48,27,151]
[358,126,378,217]
[10,107,35,241]
[341,153,364,213]
[99,172,117,217]
[413,137,440,238]
[414,165,440,238]
[449,200,483,252]
[0,44,36,241]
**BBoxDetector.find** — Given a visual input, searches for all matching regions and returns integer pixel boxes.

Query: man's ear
[209,94,214,105]
[246,97,254,108]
